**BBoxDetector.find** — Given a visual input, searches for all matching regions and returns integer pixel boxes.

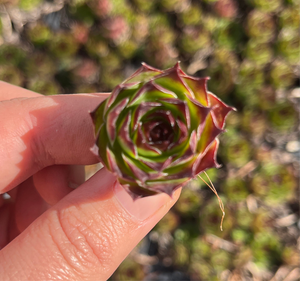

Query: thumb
[0,168,181,280]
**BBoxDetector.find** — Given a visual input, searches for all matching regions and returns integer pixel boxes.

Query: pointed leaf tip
[92,62,234,198]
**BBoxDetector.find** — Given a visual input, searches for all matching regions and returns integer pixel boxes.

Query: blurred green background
[0,0,299,280]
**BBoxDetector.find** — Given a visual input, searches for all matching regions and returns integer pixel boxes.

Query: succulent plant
[0,65,24,86]
[24,52,56,78]
[111,257,145,281]
[248,0,283,13]
[85,33,110,59]
[178,4,203,26]
[251,231,282,269]
[213,21,244,50]
[0,44,26,68]
[180,27,211,56]
[241,109,267,137]
[267,101,298,132]
[236,205,254,230]
[246,10,276,43]
[92,63,234,198]
[244,40,273,66]
[174,187,202,216]
[251,164,296,204]
[277,28,300,64]
[160,0,190,13]
[269,59,296,89]
[48,32,79,59]
[26,22,52,47]
[101,15,130,45]
[223,178,249,202]
[223,135,252,168]
[131,0,157,12]
[201,195,233,237]
[213,0,238,19]
[173,242,190,266]
[278,7,300,31]
[235,60,265,106]
[154,210,179,233]
[27,78,61,95]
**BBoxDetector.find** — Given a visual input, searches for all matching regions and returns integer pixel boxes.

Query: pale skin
[0,81,181,280]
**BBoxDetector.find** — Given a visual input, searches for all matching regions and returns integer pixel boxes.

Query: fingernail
[114,182,173,221]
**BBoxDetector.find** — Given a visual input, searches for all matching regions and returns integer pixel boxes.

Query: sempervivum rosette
[92,62,235,199]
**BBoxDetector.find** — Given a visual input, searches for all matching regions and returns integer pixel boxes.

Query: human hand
[0,81,181,280]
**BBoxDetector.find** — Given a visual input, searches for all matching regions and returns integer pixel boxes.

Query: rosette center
[149,122,174,143]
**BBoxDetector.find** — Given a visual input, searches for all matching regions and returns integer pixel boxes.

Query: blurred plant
[277,28,300,64]
[110,256,144,281]
[213,0,238,19]
[0,65,24,86]
[246,10,276,43]
[24,52,56,78]
[201,196,233,237]
[48,32,79,59]
[251,231,282,269]
[251,164,296,205]
[244,40,273,66]
[71,58,100,85]
[270,60,296,89]
[160,0,190,13]
[213,21,244,50]
[98,51,122,71]
[191,238,212,260]
[118,39,139,59]
[231,228,252,245]
[85,33,110,59]
[100,68,124,89]
[27,78,61,95]
[282,246,300,266]
[145,39,178,68]
[207,63,235,97]
[267,101,298,132]
[210,249,233,273]
[190,259,214,280]
[248,0,283,13]
[86,0,112,18]
[75,84,98,94]
[278,7,300,31]
[174,188,202,217]
[0,44,26,68]
[223,135,252,168]
[233,247,253,268]
[71,23,90,44]
[131,15,149,44]
[179,27,211,56]
[101,15,130,45]
[18,0,42,11]
[149,14,176,45]
[173,241,190,266]
[131,0,157,12]
[26,22,52,47]
[155,211,179,234]
[178,3,202,27]
[257,86,276,110]
[69,3,95,26]
[235,60,265,106]
[223,178,250,202]
[236,205,254,230]
[241,108,267,137]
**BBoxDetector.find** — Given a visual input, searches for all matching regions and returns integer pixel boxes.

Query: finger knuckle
[47,204,122,278]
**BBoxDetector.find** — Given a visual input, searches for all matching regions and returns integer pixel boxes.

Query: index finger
[0,81,41,101]
[0,91,110,193]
